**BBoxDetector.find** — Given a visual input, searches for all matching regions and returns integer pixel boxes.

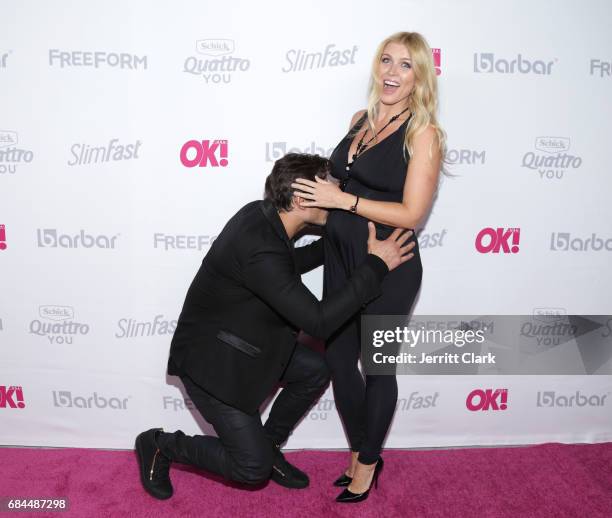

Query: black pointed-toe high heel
[335,457,384,503]
[332,473,352,487]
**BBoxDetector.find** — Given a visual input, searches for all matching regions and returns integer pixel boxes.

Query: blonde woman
[292,31,445,503]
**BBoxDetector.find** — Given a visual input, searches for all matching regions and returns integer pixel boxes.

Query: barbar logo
[282,43,358,73]
[48,49,148,69]
[0,386,25,409]
[37,229,119,249]
[550,232,612,252]
[473,53,555,74]
[67,138,142,166]
[521,137,582,180]
[432,48,441,76]
[154,233,217,251]
[115,314,177,338]
[29,305,90,345]
[184,39,250,84]
[417,229,447,249]
[163,395,195,411]
[0,224,6,250]
[590,59,611,78]
[466,388,508,411]
[397,391,439,411]
[52,391,130,410]
[536,390,609,408]
[180,140,228,167]
[445,148,486,166]
[265,141,335,161]
[0,131,34,175]
[475,227,520,254]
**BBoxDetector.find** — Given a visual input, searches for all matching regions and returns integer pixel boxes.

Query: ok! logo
[475,227,520,254]
[180,139,228,167]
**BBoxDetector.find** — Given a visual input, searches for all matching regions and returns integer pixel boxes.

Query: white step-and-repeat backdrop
[1,0,611,449]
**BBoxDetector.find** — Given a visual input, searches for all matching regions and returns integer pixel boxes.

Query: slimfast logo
[48,49,147,69]
[37,229,119,249]
[396,391,439,411]
[466,388,508,411]
[282,43,358,73]
[550,232,612,252]
[521,137,582,180]
[265,141,334,161]
[184,39,250,83]
[536,391,609,408]
[180,140,228,167]
[0,131,34,175]
[590,59,611,78]
[52,391,130,410]
[417,229,447,249]
[0,386,25,409]
[475,227,520,254]
[154,233,217,251]
[473,53,555,75]
[29,305,90,345]
[115,314,177,338]
[68,138,142,166]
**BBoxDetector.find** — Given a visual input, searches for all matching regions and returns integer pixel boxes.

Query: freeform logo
[52,391,130,410]
[466,388,508,411]
[432,48,441,76]
[536,390,609,408]
[154,233,217,251]
[115,314,177,338]
[282,43,358,73]
[37,229,119,249]
[445,148,486,166]
[180,140,228,167]
[68,138,142,166]
[265,141,335,161]
[473,53,555,74]
[475,227,520,254]
[0,224,6,250]
[29,305,90,345]
[590,59,611,78]
[0,131,34,175]
[0,386,25,409]
[163,395,195,411]
[521,137,582,180]
[184,39,250,84]
[48,49,147,69]
[397,391,439,410]
[550,232,612,252]
[417,229,447,249]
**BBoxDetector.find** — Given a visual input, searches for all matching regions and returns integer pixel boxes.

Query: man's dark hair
[264,153,331,211]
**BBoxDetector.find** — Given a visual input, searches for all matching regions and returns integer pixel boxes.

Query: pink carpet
[1,443,611,517]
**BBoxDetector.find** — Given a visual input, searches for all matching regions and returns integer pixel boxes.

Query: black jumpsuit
[323,113,423,464]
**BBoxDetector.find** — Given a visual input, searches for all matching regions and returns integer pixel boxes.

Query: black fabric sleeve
[294,237,324,274]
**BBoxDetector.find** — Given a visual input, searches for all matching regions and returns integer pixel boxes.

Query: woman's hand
[292,176,352,210]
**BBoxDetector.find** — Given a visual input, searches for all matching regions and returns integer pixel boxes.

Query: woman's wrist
[340,192,357,211]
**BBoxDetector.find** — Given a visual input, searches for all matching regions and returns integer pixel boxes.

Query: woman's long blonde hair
[363,32,446,164]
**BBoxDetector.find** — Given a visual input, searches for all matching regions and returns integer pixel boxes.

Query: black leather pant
[157,343,329,485]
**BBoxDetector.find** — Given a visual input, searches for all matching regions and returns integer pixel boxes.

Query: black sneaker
[270,445,309,489]
[135,428,173,499]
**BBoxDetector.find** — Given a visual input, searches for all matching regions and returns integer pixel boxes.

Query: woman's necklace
[340,106,411,191]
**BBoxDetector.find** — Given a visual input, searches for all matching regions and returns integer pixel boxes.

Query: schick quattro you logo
[0,130,34,175]
[521,137,582,180]
[29,305,90,344]
[184,39,250,83]
[473,53,555,74]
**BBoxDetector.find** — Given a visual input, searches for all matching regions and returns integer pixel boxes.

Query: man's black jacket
[167,199,388,414]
